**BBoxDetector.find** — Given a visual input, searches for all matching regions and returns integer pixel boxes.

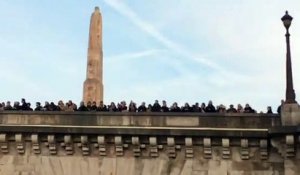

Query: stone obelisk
[83,7,103,104]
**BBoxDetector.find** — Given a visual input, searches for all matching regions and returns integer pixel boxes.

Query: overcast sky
[0,0,300,112]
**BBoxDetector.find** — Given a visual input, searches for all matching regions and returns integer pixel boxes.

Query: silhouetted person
[226,104,237,113]
[170,102,181,112]
[78,101,89,111]
[138,102,147,112]
[161,100,169,112]
[13,101,21,110]
[266,106,273,114]
[147,104,152,112]
[21,98,28,110]
[201,103,206,112]
[97,101,108,111]
[244,104,255,113]
[217,104,226,113]
[205,100,216,113]
[35,102,43,111]
[181,103,192,112]
[26,103,33,111]
[109,102,118,112]
[43,101,51,111]
[86,101,92,111]
[4,101,13,110]
[277,100,284,114]
[152,100,161,112]
[237,104,244,113]
[90,101,97,111]
[0,103,4,111]
[128,101,137,112]
[192,102,202,112]
[118,101,127,112]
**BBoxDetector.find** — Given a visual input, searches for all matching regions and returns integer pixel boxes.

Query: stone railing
[1,111,300,174]
[0,111,287,157]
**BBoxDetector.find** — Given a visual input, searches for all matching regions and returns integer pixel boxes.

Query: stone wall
[0,111,299,175]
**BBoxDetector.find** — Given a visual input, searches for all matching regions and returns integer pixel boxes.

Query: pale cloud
[103,0,230,73]
[106,49,163,62]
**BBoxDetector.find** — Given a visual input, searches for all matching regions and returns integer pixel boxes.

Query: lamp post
[281,11,296,103]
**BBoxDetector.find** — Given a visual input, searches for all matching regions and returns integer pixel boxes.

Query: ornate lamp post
[281,11,296,103]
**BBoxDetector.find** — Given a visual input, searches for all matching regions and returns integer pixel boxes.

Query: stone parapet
[1,111,299,174]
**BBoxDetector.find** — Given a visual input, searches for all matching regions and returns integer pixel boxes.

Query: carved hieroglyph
[83,7,103,104]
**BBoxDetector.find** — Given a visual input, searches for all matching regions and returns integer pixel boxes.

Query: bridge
[0,111,299,174]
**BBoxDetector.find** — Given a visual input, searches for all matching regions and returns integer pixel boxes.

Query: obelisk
[83,7,103,104]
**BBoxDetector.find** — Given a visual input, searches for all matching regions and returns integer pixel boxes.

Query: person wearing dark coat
[170,102,181,112]
[192,102,202,112]
[181,103,192,112]
[244,104,255,113]
[35,102,43,111]
[21,98,28,110]
[13,101,21,110]
[277,100,284,114]
[4,101,13,110]
[226,104,237,113]
[90,101,97,111]
[138,102,147,112]
[109,102,118,112]
[152,100,161,112]
[128,101,137,112]
[205,100,216,113]
[201,103,206,112]
[86,101,92,111]
[78,101,89,111]
[26,103,33,111]
[266,106,273,114]
[97,101,108,112]
[161,100,169,112]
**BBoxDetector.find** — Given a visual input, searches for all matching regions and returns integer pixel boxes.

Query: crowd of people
[0,98,279,114]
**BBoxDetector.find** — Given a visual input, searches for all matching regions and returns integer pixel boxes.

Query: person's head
[162,100,167,106]
[155,100,159,104]
[58,100,63,106]
[173,102,178,107]
[27,103,31,107]
[245,103,250,108]
[141,102,146,106]
[36,102,41,107]
[208,100,213,105]
[281,99,285,105]
[99,101,104,107]
[195,102,199,107]
[80,101,85,106]
[184,103,189,107]
[201,103,206,108]
[92,101,96,106]
[45,101,49,106]
[110,102,116,107]
[6,101,11,106]
[267,106,272,111]
[237,104,243,109]
[21,98,26,103]
[230,104,234,108]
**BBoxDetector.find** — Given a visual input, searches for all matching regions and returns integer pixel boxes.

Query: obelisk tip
[95,6,100,12]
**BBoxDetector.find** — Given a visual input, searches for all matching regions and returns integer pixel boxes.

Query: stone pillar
[83,7,103,104]
[281,103,300,125]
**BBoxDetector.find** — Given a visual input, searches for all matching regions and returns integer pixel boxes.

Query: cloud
[105,49,164,62]
[103,0,231,74]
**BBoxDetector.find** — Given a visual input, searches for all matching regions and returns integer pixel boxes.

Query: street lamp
[281,11,296,103]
